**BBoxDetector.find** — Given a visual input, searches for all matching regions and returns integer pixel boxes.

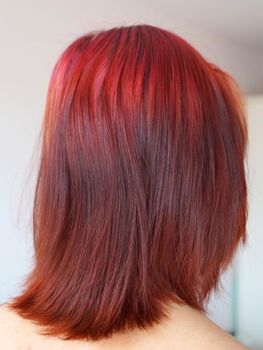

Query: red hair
[8,24,248,341]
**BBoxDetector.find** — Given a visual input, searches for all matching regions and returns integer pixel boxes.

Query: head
[9,24,248,341]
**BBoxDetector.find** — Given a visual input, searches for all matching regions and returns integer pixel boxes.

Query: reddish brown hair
[8,24,248,341]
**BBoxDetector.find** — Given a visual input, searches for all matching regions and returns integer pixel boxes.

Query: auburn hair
[8,24,248,341]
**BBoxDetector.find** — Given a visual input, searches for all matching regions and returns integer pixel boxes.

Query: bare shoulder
[0,303,43,349]
[206,329,250,350]
[197,314,250,350]
[0,302,250,350]
[0,303,89,350]
[165,303,250,350]
[0,303,21,348]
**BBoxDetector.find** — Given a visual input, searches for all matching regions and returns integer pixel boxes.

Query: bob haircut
[8,24,248,341]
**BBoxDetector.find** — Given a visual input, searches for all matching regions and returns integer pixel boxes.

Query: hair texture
[8,23,248,341]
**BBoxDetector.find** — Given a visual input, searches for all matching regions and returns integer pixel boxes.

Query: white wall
[237,96,263,350]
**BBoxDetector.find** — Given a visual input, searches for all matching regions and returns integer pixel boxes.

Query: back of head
[8,24,248,342]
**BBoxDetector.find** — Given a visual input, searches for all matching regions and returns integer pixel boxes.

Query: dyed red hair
[8,24,248,341]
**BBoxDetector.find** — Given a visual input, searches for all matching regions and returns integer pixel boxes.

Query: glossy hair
[8,24,248,341]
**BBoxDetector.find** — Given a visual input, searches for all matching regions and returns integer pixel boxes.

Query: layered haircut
[8,24,248,341]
